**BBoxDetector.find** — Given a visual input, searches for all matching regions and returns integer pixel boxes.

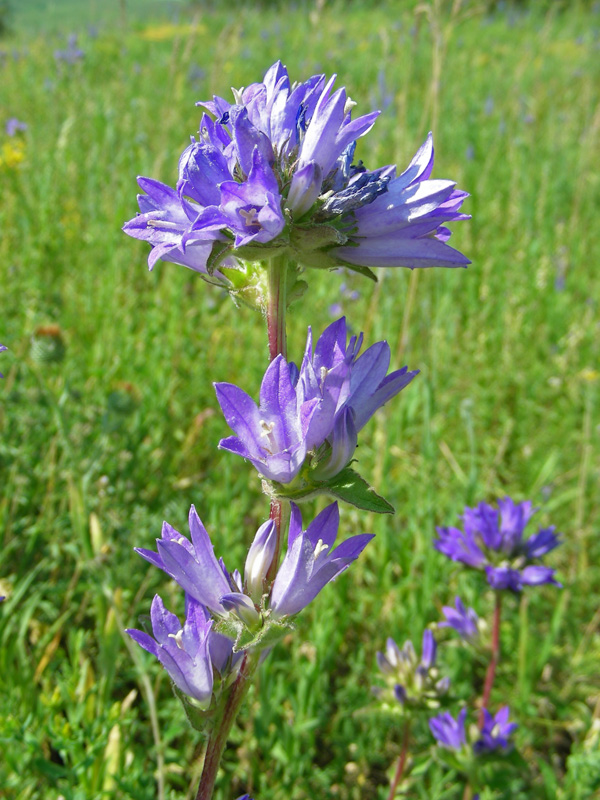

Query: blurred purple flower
[429,708,467,750]
[434,497,561,591]
[376,630,449,709]
[123,61,469,281]
[474,706,518,754]
[5,118,27,137]
[0,343,6,378]
[215,317,417,485]
[127,594,214,706]
[54,34,84,64]
[439,596,479,641]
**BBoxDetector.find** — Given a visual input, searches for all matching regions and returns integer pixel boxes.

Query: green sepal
[214,616,244,641]
[173,686,213,734]
[320,467,395,514]
[290,223,348,251]
[232,617,293,653]
[207,241,234,276]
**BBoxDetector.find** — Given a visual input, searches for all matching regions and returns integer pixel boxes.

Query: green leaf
[323,467,395,514]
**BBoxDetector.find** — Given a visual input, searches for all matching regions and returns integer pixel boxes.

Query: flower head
[439,596,480,641]
[136,502,372,631]
[375,630,449,711]
[123,62,469,294]
[215,317,418,488]
[434,497,561,591]
[126,594,214,706]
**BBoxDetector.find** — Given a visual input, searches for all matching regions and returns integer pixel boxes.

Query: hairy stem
[387,719,411,800]
[195,653,259,800]
[479,592,502,726]
[266,256,288,361]
[265,256,289,580]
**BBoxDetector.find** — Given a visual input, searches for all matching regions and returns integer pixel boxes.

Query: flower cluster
[129,502,372,702]
[215,316,417,493]
[123,61,469,292]
[434,497,561,591]
[374,630,449,711]
[429,706,517,755]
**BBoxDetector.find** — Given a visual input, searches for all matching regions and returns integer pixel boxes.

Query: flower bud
[244,520,277,602]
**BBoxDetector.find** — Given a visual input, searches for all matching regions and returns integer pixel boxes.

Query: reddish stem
[387,720,411,800]
[479,592,502,727]
[195,654,256,800]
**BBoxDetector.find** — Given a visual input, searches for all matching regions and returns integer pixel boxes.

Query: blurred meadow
[1,0,599,798]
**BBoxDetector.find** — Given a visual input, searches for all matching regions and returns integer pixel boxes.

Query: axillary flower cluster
[123,61,469,306]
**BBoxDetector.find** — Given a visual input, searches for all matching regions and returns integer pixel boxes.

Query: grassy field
[1,1,599,798]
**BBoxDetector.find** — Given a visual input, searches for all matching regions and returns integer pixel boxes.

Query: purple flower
[5,118,27,137]
[434,497,561,591]
[269,501,373,618]
[439,596,479,641]
[0,343,6,378]
[126,595,214,706]
[375,630,449,709]
[474,707,518,754]
[54,34,84,64]
[136,501,371,625]
[123,61,468,288]
[429,709,467,751]
[215,317,418,486]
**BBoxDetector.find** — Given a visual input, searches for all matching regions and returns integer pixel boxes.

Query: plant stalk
[265,256,289,580]
[387,719,411,800]
[195,653,259,800]
[479,592,502,726]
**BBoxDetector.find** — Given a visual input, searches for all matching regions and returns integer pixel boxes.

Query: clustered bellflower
[434,498,561,591]
[131,501,372,678]
[375,630,449,710]
[215,316,418,490]
[429,706,517,755]
[438,596,480,642]
[123,61,469,291]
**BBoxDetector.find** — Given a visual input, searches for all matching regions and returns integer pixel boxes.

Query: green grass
[1,1,599,799]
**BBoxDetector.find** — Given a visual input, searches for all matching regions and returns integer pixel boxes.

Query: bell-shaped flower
[474,707,518,754]
[126,594,214,706]
[429,709,468,751]
[215,317,418,489]
[269,501,373,618]
[434,497,562,592]
[438,596,480,642]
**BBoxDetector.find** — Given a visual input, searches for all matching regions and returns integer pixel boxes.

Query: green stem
[195,653,259,800]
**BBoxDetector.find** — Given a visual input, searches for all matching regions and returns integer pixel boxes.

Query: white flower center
[239,207,261,227]
[168,629,185,650]
[314,539,329,558]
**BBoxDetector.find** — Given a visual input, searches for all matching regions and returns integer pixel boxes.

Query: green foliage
[1,1,599,799]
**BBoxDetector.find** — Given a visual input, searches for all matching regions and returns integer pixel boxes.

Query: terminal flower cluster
[123,61,469,287]
[434,498,561,591]
[215,317,417,488]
